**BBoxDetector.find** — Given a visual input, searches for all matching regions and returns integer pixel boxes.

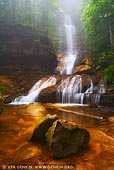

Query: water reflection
[0,104,114,169]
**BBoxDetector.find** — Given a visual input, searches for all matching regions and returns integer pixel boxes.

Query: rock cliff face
[0,23,57,70]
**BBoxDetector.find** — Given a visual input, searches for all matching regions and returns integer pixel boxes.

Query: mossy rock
[31,114,58,142]
[45,119,90,159]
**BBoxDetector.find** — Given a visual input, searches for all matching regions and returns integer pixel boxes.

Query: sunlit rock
[45,119,90,159]
[73,64,91,74]
[108,116,114,123]
[31,114,58,142]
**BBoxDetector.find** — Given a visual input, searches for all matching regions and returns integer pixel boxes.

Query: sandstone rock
[45,119,90,159]
[108,116,114,123]
[31,114,58,142]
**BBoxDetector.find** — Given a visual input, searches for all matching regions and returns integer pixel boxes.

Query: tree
[81,0,114,53]
[25,0,31,10]
[81,0,114,84]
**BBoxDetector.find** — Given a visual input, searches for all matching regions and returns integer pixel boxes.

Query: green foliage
[81,0,114,53]
[96,51,114,69]
[81,0,114,84]
[97,51,114,84]
[0,84,7,93]
[104,64,114,84]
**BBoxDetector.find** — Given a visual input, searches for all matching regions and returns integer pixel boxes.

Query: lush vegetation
[81,0,114,84]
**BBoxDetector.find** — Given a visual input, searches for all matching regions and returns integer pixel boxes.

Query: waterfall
[11,75,106,105]
[64,15,75,55]
[10,13,106,106]
[85,80,93,93]
[57,15,76,75]
[84,80,106,105]
[57,75,82,103]
[11,76,57,104]
[57,77,106,105]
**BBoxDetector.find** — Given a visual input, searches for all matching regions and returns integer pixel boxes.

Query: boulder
[31,114,58,142]
[45,119,90,159]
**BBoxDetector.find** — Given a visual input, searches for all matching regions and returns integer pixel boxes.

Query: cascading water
[56,76,106,105]
[57,15,76,75]
[57,75,83,103]
[11,76,57,104]
[11,74,106,105]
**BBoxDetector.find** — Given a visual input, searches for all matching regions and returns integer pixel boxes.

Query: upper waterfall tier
[57,15,77,75]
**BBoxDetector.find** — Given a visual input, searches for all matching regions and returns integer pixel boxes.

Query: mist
[57,0,83,25]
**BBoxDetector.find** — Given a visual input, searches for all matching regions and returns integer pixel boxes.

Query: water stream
[11,76,57,104]
[1,103,114,168]
[11,75,105,105]
[57,15,76,74]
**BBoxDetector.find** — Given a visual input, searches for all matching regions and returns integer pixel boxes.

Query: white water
[57,76,106,105]
[84,79,106,105]
[64,15,76,55]
[57,75,82,103]
[11,74,106,105]
[58,15,76,75]
[11,76,57,104]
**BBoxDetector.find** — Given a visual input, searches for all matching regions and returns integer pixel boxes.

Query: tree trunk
[42,0,49,44]
[0,0,8,15]
[25,0,31,10]
[17,0,23,10]
[109,25,114,50]
[12,0,16,22]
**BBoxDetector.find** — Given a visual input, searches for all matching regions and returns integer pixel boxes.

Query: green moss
[104,64,114,84]
[31,114,58,142]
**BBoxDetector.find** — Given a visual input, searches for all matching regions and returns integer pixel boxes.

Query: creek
[0,103,114,170]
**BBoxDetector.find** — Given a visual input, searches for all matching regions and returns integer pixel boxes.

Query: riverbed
[0,103,114,170]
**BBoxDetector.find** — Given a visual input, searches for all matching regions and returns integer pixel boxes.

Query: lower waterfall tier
[11,75,114,107]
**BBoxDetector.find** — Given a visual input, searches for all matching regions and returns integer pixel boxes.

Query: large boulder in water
[45,119,90,159]
[31,114,58,142]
